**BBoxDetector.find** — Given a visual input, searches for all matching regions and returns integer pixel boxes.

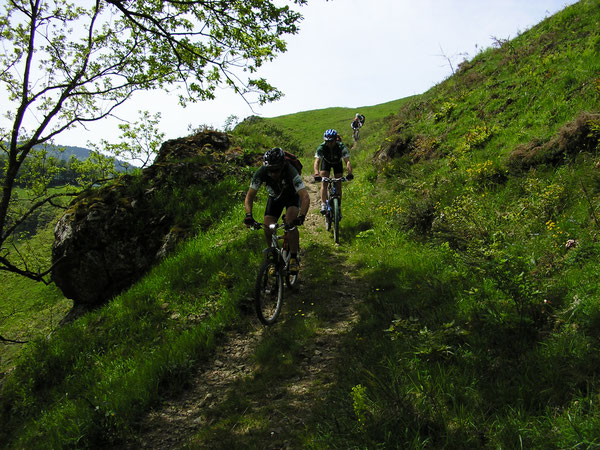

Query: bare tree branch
[0,334,28,344]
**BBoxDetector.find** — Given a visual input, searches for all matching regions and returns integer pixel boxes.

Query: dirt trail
[126,176,363,449]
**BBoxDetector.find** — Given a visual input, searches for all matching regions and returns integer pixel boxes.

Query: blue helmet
[263,147,285,168]
[323,129,338,141]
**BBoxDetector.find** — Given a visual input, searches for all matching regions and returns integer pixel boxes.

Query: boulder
[51,130,251,307]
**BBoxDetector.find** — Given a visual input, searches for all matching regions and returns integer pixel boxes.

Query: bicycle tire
[333,197,340,244]
[254,259,283,325]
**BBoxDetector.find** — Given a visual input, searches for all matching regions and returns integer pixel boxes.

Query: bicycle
[251,218,299,325]
[352,125,360,141]
[316,176,347,244]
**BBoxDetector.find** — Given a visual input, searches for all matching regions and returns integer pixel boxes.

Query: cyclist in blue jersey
[313,129,353,214]
[244,148,310,273]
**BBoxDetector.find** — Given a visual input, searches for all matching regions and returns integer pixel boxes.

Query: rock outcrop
[51,130,256,307]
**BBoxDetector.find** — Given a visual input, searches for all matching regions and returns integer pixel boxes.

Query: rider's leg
[319,169,329,204]
[264,196,284,246]
[263,215,277,246]
[320,169,329,212]
[284,206,300,254]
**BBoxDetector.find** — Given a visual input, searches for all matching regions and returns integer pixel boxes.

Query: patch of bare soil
[124,176,363,449]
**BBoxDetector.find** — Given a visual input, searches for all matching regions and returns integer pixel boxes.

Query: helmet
[323,129,338,141]
[263,147,285,168]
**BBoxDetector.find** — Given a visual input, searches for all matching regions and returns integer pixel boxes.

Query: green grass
[295,1,600,448]
[0,199,261,447]
[2,0,600,447]
[0,203,73,377]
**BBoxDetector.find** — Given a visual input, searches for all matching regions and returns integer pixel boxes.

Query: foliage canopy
[0,0,306,281]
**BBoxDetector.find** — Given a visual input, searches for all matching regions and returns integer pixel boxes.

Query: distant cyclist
[313,129,353,215]
[351,113,365,140]
[244,148,310,273]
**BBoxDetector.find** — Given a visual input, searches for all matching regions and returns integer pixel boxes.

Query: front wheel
[333,197,340,244]
[254,260,283,325]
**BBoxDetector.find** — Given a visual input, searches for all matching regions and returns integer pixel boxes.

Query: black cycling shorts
[264,190,301,219]
[319,159,343,174]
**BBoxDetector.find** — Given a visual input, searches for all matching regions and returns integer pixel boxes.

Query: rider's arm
[298,188,310,216]
[344,157,352,175]
[244,188,258,215]
[313,157,321,176]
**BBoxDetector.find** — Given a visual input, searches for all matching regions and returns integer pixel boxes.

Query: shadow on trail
[185,241,364,449]
[338,219,375,246]
[128,219,367,449]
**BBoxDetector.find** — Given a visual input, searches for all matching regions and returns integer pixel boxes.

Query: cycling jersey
[314,141,350,164]
[250,163,305,200]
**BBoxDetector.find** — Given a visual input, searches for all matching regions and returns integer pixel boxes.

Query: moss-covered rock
[51,130,252,306]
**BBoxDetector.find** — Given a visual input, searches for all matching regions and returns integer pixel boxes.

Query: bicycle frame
[259,222,293,268]
[321,176,345,209]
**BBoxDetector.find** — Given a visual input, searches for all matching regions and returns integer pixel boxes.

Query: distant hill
[44,143,130,171]
[47,144,93,162]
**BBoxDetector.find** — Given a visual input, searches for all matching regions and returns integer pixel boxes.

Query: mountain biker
[351,113,365,139]
[244,148,310,273]
[313,129,353,215]
[351,113,363,131]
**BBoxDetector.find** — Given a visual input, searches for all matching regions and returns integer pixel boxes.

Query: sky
[33,0,581,148]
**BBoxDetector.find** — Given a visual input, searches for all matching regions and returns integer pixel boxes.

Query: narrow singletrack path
[125,176,365,449]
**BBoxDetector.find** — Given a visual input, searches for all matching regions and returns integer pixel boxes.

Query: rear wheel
[254,260,283,325]
[333,197,340,244]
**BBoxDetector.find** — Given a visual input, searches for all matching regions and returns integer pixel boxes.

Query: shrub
[433,101,457,122]
[506,112,600,173]
[455,124,496,154]
[398,188,438,236]
[465,160,508,190]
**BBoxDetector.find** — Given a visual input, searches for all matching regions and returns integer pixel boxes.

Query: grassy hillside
[288,1,600,447]
[1,0,599,448]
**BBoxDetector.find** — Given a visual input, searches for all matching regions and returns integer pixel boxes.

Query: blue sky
[57,0,579,147]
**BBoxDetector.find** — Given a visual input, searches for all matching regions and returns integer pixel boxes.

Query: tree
[223,114,240,132]
[0,0,306,282]
[91,110,164,170]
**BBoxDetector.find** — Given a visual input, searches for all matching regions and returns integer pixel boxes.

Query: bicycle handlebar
[251,222,296,232]
[314,176,347,183]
